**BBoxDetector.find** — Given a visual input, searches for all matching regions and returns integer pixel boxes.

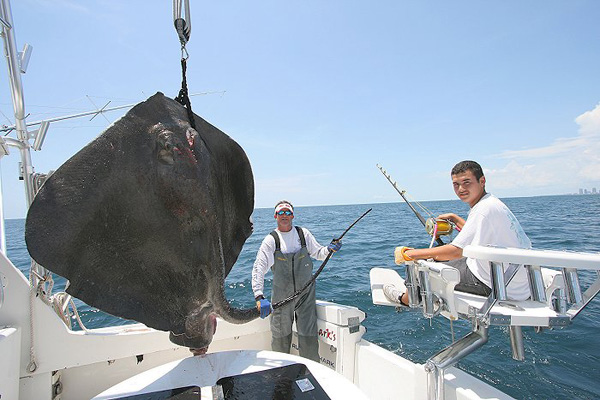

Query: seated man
[385,160,532,305]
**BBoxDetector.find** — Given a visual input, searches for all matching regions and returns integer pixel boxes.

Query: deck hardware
[347,316,360,334]
[489,315,511,325]
[497,301,525,311]
[52,381,63,398]
[548,317,571,327]
[553,287,567,314]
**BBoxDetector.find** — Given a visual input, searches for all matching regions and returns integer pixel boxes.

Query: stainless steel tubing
[553,287,567,314]
[425,361,444,400]
[490,261,507,301]
[419,269,434,318]
[426,325,489,400]
[509,326,525,361]
[527,265,547,302]
[406,262,420,308]
[563,267,583,305]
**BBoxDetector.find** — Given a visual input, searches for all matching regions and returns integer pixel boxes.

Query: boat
[2,1,600,399]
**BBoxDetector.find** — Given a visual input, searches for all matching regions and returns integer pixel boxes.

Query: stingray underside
[25,92,254,338]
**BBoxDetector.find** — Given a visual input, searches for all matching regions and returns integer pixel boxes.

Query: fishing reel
[425,218,453,238]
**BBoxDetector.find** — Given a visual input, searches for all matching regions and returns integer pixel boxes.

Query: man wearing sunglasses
[251,200,342,362]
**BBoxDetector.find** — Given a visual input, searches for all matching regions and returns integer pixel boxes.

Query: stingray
[25,92,259,351]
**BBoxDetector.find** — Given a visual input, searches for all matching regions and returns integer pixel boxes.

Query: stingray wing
[25,92,254,333]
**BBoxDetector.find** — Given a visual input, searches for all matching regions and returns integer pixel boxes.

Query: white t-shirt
[451,194,532,300]
[251,226,329,298]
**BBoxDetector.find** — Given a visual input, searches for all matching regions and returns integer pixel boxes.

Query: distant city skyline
[577,188,598,195]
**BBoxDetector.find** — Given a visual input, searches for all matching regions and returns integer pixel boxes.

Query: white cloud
[575,104,600,137]
[489,103,600,194]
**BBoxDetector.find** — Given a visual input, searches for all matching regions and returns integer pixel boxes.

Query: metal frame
[399,245,600,400]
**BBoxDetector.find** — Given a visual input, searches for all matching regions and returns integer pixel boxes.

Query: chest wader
[269,226,320,362]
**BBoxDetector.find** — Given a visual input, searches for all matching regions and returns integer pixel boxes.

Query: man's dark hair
[451,160,484,181]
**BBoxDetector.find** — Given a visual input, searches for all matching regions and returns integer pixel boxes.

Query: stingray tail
[214,284,259,323]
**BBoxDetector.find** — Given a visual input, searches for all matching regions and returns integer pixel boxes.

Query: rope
[69,298,90,333]
[27,266,38,373]
[174,57,197,131]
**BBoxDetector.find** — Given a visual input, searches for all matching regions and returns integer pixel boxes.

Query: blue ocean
[5,195,600,399]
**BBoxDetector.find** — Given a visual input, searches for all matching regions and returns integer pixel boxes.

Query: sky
[2,1,600,219]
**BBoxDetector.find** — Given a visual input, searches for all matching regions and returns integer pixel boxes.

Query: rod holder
[490,261,508,301]
[562,267,583,305]
[419,269,434,318]
[406,262,420,308]
[32,120,49,151]
[527,265,547,303]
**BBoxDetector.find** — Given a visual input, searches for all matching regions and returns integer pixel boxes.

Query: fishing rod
[272,207,372,310]
[376,164,449,247]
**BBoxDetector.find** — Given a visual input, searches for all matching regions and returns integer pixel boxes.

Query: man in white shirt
[251,200,341,361]
[389,161,531,303]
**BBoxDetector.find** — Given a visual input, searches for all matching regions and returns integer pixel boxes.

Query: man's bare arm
[404,244,463,262]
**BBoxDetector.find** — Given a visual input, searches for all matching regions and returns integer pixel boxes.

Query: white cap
[274,203,293,215]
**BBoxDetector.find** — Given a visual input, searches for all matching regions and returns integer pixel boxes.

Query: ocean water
[5,194,600,399]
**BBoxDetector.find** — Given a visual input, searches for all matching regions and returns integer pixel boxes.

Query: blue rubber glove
[327,239,342,253]
[257,298,272,319]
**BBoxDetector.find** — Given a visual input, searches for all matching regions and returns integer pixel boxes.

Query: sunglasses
[276,210,293,216]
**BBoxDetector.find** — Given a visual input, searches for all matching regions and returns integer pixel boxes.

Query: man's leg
[297,334,320,363]
[295,286,320,362]
[270,303,294,354]
[271,333,293,354]
[446,258,492,297]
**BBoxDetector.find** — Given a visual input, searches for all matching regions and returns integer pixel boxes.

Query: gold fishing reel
[425,218,453,237]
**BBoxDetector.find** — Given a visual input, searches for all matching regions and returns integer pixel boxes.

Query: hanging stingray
[25,92,259,352]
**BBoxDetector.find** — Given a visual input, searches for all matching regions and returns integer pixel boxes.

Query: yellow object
[394,246,414,264]
[425,218,453,237]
